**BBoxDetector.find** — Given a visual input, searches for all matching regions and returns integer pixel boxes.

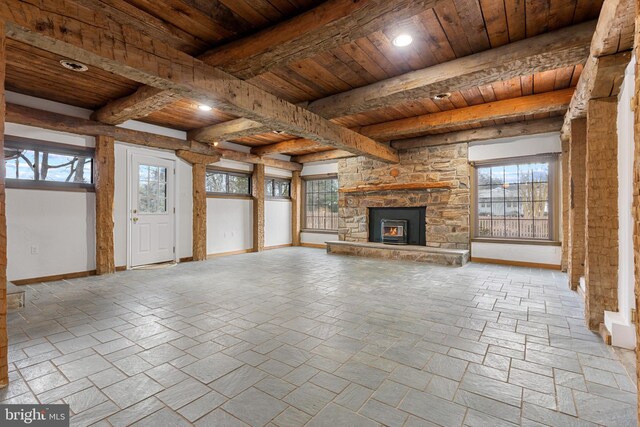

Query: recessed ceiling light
[198,104,213,111]
[433,92,451,100]
[213,142,219,146]
[59,59,88,72]
[392,34,413,47]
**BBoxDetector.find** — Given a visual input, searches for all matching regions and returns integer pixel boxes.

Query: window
[304,176,338,230]
[266,177,290,199]
[475,156,556,240]
[205,169,251,196]
[138,164,167,213]
[4,137,94,190]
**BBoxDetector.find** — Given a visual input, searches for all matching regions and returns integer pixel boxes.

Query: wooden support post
[0,21,8,388]
[253,164,265,252]
[568,118,587,292]
[291,171,301,246]
[632,0,640,409]
[585,98,619,330]
[192,163,207,261]
[95,135,115,275]
[561,138,570,272]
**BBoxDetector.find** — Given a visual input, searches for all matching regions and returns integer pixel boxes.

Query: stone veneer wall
[338,143,470,250]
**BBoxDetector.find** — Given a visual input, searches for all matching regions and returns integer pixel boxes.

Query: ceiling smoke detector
[433,92,451,100]
[59,59,89,72]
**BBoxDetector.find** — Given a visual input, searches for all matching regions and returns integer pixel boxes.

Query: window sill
[206,193,252,200]
[471,238,561,247]
[301,229,338,234]
[266,197,292,201]
[6,181,95,192]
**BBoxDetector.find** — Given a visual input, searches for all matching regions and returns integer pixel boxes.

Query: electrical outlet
[30,245,39,255]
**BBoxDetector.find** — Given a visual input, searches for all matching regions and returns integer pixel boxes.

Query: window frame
[205,167,252,198]
[302,173,339,232]
[471,154,559,243]
[265,176,291,200]
[4,136,95,192]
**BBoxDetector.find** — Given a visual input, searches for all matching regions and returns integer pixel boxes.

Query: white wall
[265,200,292,247]
[5,108,96,280]
[469,132,563,266]
[605,55,636,349]
[7,190,96,280]
[206,198,253,254]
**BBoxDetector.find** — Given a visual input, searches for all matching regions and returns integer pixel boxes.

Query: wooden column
[95,135,115,275]
[632,0,640,411]
[0,21,8,388]
[585,98,619,330]
[561,138,570,272]
[568,118,587,291]
[253,164,265,252]
[192,163,207,261]
[291,171,301,246]
[175,151,217,261]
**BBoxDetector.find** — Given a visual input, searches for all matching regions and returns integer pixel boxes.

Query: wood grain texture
[357,89,574,140]
[568,118,587,291]
[633,1,640,411]
[584,97,619,330]
[391,117,563,149]
[0,22,7,388]
[92,86,183,124]
[218,149,302,171]
[339,182,454,193]
[561,137,570,272]
[95,135,116,275]
[560,0,635,140]
[175,150,221,165]
[5,103,220,156]
[291,171,301,246]
[1,2,398,163]
[191,22,593,144]
[192,163,207,261]
[291,150,356,163]
[253,164,265,252]
[251,138,320,156]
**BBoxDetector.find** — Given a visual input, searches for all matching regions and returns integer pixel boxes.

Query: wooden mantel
[339,182,454,194]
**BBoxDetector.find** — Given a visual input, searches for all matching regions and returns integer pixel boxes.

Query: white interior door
[130,154,175,267]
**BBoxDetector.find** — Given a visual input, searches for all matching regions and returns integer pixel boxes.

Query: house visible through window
[265,177,290,199]
[4,137,94,190]
[475,156,555,240]
[205,169,251,195]
[304,176,338,231]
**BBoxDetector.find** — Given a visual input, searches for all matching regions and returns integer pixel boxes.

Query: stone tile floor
[2,247,637,426]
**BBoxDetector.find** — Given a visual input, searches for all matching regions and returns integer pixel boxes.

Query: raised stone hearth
[327,241,470,266]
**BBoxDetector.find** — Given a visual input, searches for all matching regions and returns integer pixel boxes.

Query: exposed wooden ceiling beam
[218,149,302,171]
[391,117,565,150]
[291,150,356,163]
[175,150,221,165]
[251,138,320,156]
[294,117,565,162]
[92,86,183,124]
[560,0,635,140]
[93,0,441,124]
[2,1,399,163]
[5,103,302,171]
[5,103,219,156]
[193,21,594,143]
[356,88,574,141]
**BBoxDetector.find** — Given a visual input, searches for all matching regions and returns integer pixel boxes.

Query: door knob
[132,217,139,223]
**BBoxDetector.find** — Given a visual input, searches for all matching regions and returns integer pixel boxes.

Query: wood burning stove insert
[369,207,426,246]
[381,219,408,245]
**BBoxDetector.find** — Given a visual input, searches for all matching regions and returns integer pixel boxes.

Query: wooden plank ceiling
[3,0,603,158]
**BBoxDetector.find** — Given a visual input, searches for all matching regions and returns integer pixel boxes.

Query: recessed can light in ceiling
[392,34,413,47]
[59,59,89,72]
[198,104,213,111]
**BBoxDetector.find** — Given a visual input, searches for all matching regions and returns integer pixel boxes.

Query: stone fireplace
[337,143,470,250]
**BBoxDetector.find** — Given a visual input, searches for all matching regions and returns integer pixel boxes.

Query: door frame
[126,148,179,269]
